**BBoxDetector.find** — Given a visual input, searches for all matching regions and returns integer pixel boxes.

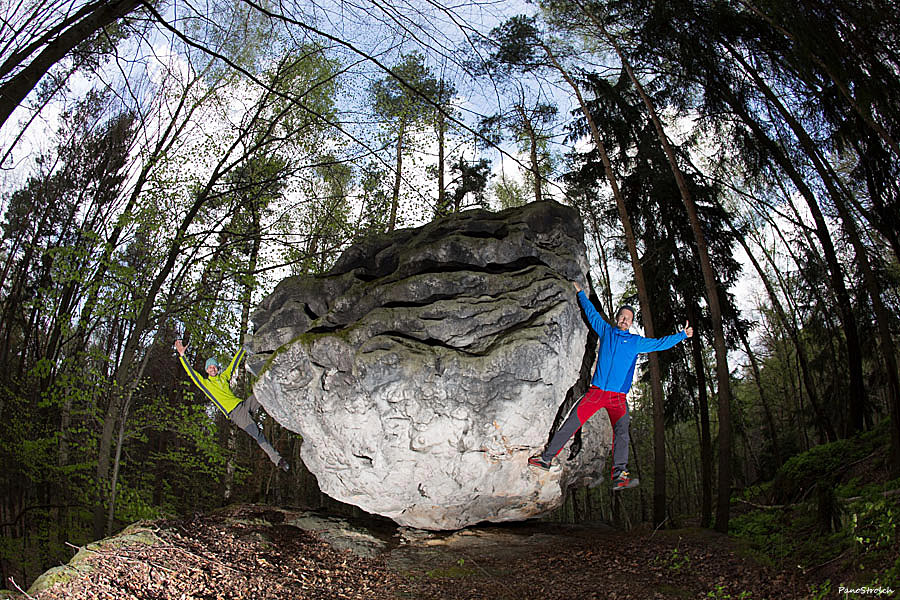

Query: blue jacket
[577,291,686,393]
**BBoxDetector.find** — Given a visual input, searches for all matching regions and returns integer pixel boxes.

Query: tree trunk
[604,31,733,533]
[828,190,900,475]
[719,81,848,440]
[93,386,121,539]
[724,42,867,435]
[516,104,543,205]
[435,109,447,216]
[105,395,130,537]
[730,217,836,442]
[582,202,615,317]
[56,391,72,546]
[737,323,782,468]
[545,47,670,526]
[0,0,142,130]
[224,427,236,502]
[0,196,57,368]
[389,128,404,231]
[686,302,713,527]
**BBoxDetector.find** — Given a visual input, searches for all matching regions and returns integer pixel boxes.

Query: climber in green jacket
[174,339,289,472]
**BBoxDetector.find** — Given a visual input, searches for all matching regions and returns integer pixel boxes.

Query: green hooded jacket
[179,347,246,415]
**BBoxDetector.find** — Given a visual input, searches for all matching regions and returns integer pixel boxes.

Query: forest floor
[10,503,863,600]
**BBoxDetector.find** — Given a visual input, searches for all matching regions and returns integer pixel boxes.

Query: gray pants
[229,395,282,465]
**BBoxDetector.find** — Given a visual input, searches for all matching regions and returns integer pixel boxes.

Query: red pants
[540,387,631,478]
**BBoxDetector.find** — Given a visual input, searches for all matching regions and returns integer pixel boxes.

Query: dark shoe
[278,458,290,472]
[613,471,639,491]
[528,455,551,471]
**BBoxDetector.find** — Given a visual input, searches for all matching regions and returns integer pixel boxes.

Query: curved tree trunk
[828,191,900,475]
[729,217,836,442]
[0,0,142,130]
[549,53,670,526]
[724,42,867,435]
[598,29,733,533]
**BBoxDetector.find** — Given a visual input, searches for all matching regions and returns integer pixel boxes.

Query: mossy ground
[730,424,900,594]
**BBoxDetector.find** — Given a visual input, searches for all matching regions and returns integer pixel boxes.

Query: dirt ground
[14,504,828,600]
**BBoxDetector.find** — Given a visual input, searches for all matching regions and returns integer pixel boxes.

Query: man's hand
[684,321,694,338]
[174,339,186,356]
[572,281,582,293]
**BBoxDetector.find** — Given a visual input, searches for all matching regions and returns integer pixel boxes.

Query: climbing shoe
[278,458,290,472]
[613,471,639,491]
[528,455,551,471]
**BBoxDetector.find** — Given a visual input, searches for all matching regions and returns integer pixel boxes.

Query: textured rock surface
[247,201,612,530]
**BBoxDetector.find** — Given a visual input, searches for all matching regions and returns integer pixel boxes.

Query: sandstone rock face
[247,201,612,530]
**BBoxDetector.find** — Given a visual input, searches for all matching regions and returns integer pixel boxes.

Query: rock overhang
[246,200,612,529]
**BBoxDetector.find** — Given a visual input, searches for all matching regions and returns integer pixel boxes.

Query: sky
[0,0,789,368]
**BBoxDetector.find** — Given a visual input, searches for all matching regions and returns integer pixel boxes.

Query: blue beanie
[205,357,221,370]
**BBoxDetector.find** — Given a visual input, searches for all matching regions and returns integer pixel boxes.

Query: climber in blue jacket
[529,281,692,490]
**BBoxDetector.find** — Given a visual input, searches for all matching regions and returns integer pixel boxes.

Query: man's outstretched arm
[635,320,693,353]
[221,346,246,381]
[174,339,201,379]
[572,281,612,335]
[174,338,220,405]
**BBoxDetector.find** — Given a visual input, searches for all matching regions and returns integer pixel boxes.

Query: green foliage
[481,15,545,74]
[806,580,831,600]
[371,52,440,126]
[4,0,900,592]
[731,425,898,593]
[879,556,900,589]
[848,488,900,557]
[772,424,889,502]
[357,161,392,235]
[777,438,855,483]
[656,545,692,573]
[445,158,492,213]
[728,510,790,562]
[492,177,529,210]
[113,481,161,524]
[133,394,232,504]
[706,585,752,600]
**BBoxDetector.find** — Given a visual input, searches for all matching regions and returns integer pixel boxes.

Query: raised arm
[174,339,215,402]
[220,346,247,381]
[572,281,612,335]
[175,339,198,377]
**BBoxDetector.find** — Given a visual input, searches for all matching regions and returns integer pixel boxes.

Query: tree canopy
[1,0,899,588]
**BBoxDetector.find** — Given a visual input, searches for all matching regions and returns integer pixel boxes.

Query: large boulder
[246,200,611,530]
